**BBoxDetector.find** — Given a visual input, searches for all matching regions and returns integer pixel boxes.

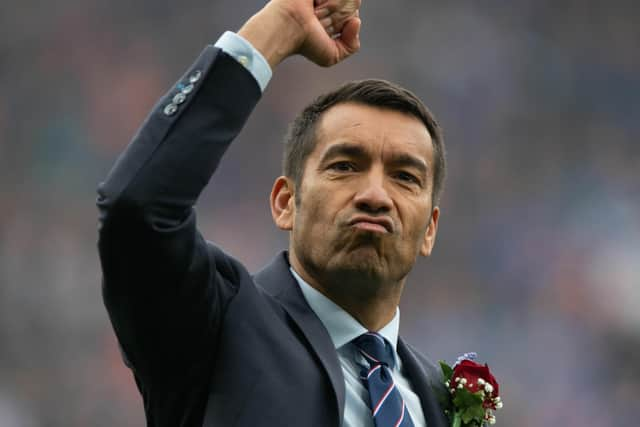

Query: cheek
[399,203,432,239]
[296,192,333,235]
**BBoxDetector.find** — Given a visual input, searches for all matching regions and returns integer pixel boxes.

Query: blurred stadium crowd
[0,0,638,425]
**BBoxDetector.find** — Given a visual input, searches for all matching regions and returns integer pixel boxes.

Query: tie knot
[352,332,395,369]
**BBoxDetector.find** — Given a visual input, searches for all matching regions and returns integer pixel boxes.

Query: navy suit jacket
[97,45,449,427]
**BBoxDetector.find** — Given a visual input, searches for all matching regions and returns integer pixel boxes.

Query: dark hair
[283,79,446,206]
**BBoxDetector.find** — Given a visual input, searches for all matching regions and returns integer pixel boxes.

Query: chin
[331,248,389,282]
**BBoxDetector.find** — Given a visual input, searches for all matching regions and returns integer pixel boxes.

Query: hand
[238,0,362,68]
[314,0,360,37]
[303,0,362,66]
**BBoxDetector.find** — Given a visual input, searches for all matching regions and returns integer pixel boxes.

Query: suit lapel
[398,339,449,427]
[253,251,345,426]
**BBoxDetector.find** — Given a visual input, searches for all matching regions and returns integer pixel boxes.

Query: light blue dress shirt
[215,31,427,426]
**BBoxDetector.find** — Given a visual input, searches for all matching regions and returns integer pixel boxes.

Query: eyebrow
[388,153,429,178]
[319,143,368,164]
[319,142,429,177]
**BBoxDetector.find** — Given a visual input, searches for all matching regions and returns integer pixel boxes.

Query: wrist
[238,4,306,69]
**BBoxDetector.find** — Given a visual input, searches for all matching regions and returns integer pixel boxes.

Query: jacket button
[173,92,187,105]
[181,83,194,94]
[163,103,178,116]
[189,70,202,83]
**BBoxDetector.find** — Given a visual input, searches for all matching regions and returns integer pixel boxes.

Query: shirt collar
[290,267,400,354]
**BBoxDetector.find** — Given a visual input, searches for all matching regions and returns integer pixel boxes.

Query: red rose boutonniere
[439,353,503,427]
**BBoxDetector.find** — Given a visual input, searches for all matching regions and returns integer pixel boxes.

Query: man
[97,0,448,426]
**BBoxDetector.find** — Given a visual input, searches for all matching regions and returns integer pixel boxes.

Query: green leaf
[461,410,474,424]
[452,388,483,409]
[439,360,454,381]
[461,405,485,424]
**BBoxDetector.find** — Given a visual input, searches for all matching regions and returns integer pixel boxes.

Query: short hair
[283,79,446,206]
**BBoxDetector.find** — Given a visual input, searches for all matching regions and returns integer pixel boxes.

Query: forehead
[313,103,434,163]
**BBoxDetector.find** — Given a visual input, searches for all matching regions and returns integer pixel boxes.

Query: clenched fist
[238,0,362,68]
[314,0,360,37]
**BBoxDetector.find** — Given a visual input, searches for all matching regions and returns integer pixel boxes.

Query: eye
[394,171,420,185]
[328,161,356,172]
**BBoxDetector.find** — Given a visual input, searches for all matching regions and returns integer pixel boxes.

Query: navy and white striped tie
[353,332,415,427]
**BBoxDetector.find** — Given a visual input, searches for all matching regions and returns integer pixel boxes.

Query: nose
[353,169,393,214]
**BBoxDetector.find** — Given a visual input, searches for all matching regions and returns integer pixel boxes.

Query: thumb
[337,16,361,56]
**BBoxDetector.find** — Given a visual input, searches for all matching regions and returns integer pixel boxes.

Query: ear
[270,176,296,231]
[420,206,440,257]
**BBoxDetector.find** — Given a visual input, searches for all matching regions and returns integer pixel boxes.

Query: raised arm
[97,0,361,384]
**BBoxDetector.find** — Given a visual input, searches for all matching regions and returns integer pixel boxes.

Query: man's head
[270,79,446,302]
[283,79,446,207]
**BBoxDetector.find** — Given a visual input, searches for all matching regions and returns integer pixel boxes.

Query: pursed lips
[348,215,394,234]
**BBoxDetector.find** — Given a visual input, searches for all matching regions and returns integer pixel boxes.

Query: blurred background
[1,0,639,425]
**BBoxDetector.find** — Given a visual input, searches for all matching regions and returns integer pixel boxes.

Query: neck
[289,251,404,331]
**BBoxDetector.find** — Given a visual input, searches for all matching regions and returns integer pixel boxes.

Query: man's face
[285,102,439,290]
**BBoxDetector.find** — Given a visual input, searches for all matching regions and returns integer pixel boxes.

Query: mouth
[348,215,394,234]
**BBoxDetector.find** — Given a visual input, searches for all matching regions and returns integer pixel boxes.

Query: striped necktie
[353,332,415,427]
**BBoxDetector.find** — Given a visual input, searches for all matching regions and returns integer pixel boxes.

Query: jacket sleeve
[96,46,262,386]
